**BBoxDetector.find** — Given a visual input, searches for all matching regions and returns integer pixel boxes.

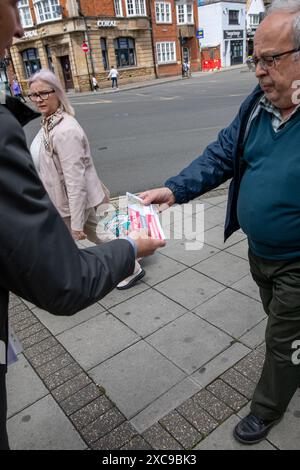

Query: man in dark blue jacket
[142,0,300,445]
[0,0,165,450]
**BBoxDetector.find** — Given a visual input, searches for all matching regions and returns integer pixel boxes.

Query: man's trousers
[249,250,300,421]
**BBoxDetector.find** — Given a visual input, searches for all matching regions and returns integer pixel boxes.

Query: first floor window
[114,37,136,68]
[21,48,41,78]
[18,0,33,27]
[101,38,109,70]
[156,42,176,63]
[155,2,171,23]
[176,3,194,24]
[34,0,62,23]
[249,14,260,27]
[114,0,123,16]
[229,10,239,25]
[126,0,146,16]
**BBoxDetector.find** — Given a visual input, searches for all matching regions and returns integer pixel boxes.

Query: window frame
[114,37,137,68]
[33,0,62,24]
[228,10,240,25]
[176,3,194,25]
[156,41,176,64]
[18,0,33,28]
[114,0,123,17]
[126,0,147,17]
[155,2,172,24]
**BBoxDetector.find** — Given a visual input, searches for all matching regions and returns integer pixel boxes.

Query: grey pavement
[7,187,300,450]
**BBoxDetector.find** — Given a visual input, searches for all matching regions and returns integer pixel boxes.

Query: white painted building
[246,0,265,54]
[198,1,247,68]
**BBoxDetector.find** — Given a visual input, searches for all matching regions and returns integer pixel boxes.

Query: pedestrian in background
[92,75,99,92]
[108,66,119,90]
[11,75,26,102]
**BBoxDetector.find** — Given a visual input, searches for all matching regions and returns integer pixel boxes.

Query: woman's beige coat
[38,113,109,231]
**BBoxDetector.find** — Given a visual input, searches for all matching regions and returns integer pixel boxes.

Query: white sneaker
[116,264,145,290]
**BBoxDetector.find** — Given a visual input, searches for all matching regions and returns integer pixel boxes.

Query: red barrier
[201,59,221,71]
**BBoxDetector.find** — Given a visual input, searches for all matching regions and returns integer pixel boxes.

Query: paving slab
[193,251,250,287]
[99,282,149,309]
[160,240,220,267]
[194,415,276,450]
[225,239,249,260]
[231,274,261,301]
[204,225,246,250]
[147,312,232,374]
[141,252,187,286]
[191,342,251,388]
[7,395,86,450]
[6,354,48,419]
[193,288,264,338]
[130,377,200,433]
[239,318,267,349]
[57,312,139,370]
[32,302,105,335]
[155,269,225,310]
[204,205,227,228]
[267,389,300,450]
[109,289,187,338]
[89,341,185,419]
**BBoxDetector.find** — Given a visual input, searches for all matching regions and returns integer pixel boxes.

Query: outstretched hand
[139,187,176,210]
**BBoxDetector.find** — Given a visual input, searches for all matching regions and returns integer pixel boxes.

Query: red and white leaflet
[127,192,165,240]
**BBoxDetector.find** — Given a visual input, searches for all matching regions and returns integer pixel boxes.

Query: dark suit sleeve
[0,111,135,315]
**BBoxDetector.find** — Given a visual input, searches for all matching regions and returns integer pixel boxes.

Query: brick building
[10,0,200,93]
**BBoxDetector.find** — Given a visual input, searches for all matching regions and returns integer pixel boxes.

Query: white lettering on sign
[24,30,39,39]
[97,20,117,28]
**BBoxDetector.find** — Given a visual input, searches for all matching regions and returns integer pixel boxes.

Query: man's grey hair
[28,69,75,116]
[268,0,300,49]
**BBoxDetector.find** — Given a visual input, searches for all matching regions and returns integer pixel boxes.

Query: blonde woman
[29,69,144,289]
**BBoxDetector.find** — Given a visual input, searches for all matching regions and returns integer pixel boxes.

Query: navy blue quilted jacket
[165,85,264,241]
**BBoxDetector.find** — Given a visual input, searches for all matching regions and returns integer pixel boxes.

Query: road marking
[159,96,180,101]
[73,100,112,105]
[228,94,246,97]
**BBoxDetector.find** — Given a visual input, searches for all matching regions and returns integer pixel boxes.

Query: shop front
[11,16,155,93]
[223,30,245,67]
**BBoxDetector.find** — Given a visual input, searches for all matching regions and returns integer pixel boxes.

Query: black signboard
[224,30,244,40]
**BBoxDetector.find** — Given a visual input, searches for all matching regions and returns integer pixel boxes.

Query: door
[59,56,74,90]
[230,40,243,65]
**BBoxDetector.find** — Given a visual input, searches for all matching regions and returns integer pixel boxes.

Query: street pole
[179,29,184,77]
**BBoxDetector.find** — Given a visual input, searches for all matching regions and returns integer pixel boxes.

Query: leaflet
[127,192,165,240]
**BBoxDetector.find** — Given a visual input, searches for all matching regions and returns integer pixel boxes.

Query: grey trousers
[249,250,300,421]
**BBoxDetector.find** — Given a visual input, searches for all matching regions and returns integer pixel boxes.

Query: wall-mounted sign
[196,29,204,39]
[23,30,39,39]
[224,30,244,40]
[97,20,117,28]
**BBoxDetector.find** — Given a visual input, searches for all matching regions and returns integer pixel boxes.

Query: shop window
[45,45,54,72]
[156,42,176,64]
[21,48,41,78]
[34,0,62,24]
[114,38,136,68]
[229,10,239,25]
[18,0,33,28]
[114,0,123,17]
[155,2,172,23]
[126,0,146,16]
[176,3,194,25]
[101,38,109,70]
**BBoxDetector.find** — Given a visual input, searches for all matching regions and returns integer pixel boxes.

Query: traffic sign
[82,42,89,53]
